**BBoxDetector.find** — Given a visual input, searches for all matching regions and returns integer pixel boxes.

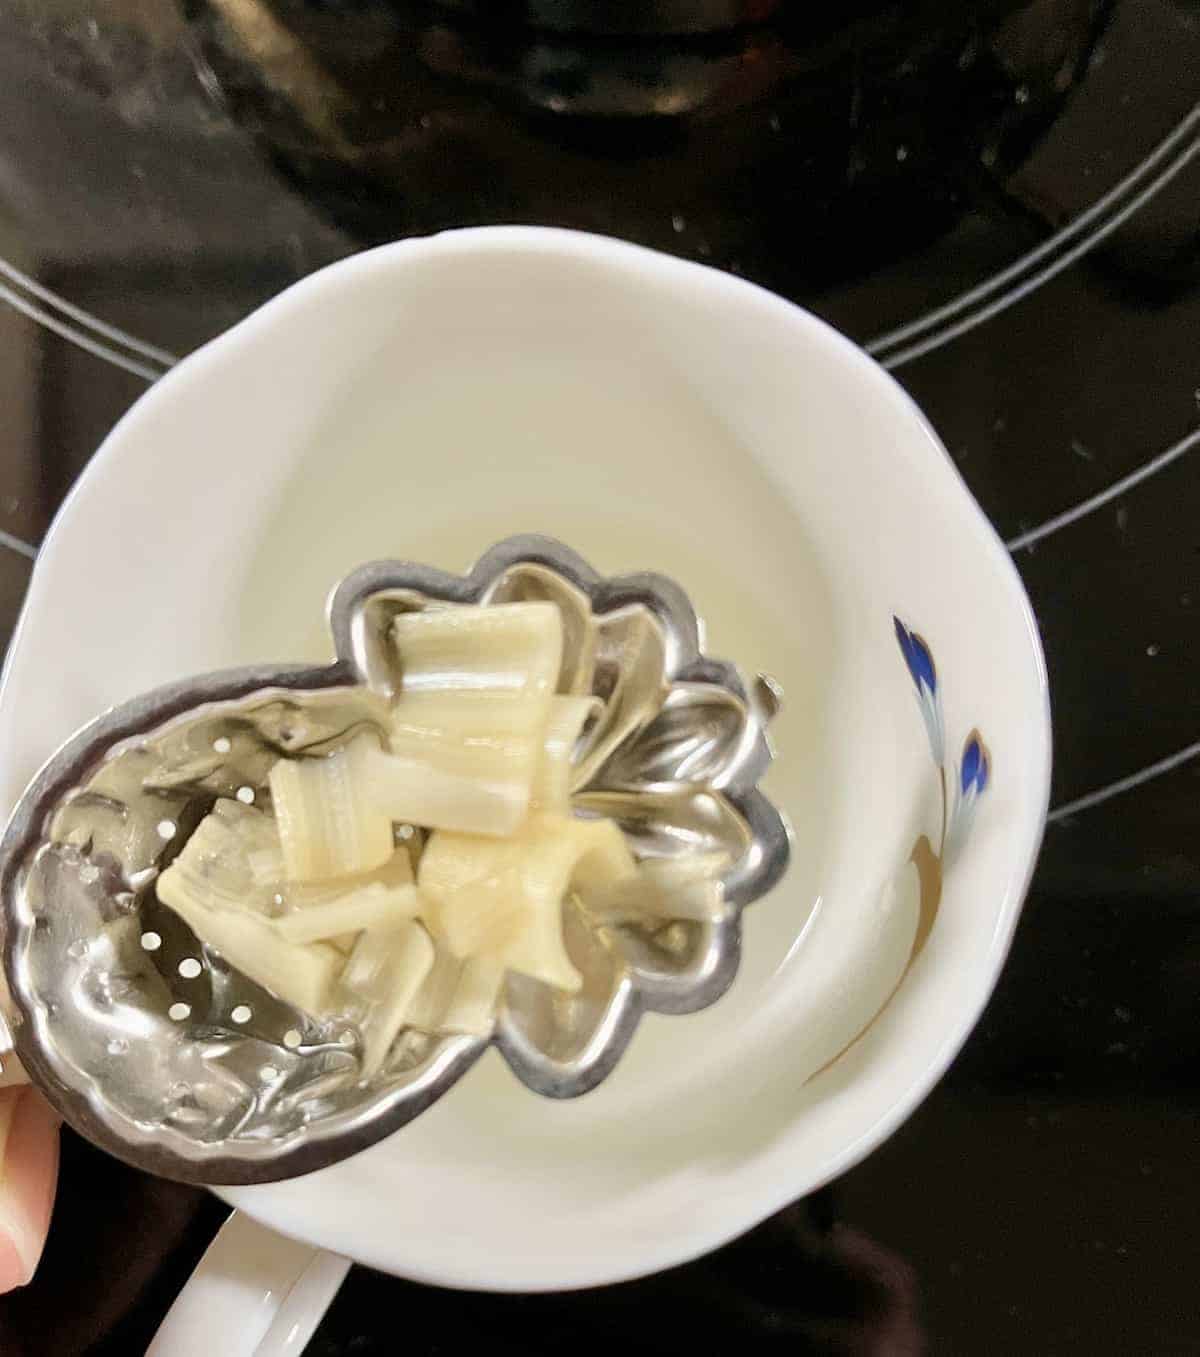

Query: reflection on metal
[870,105,1200,370]
[1005,426,1200,554]
[1048,739,1200,823]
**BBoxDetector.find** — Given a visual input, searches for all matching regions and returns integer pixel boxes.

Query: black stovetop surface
[0,2,1196,1352]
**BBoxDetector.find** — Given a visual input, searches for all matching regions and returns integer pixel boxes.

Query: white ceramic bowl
[0,228,1050,1296]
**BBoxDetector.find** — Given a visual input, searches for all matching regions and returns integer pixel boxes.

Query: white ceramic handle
[146,1210,349,1357]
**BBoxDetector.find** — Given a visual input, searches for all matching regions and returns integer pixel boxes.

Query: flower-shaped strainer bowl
[0,536,788,1184]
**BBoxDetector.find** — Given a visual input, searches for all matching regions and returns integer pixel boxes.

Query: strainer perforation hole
[230,1004,252,1024]
[236,786,255,805]
[156,819,177,841]
[168,1002,191,1021]
[212,736,232,754]
[282,1029,302,1049]
[140,931,162,952]
[177,957,202,980]
[259,1064,279,1082]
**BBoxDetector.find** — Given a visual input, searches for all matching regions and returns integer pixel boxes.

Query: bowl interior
[0,228,1049,1288]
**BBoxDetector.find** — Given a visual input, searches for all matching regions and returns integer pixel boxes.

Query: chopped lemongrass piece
[406,943,463,1032]
[361,745,535,838]
[338,921,435,1077]
[268,733,394,881]
[577,853,729,926]
[407,949,506,1037]
[155,880,342,1013]
[429,888,526,962]
[274,882,420,945]
[499,908,580,996]
[442,956,506,1036]
[640,852,731,884]
[367,603,566,835]
[375,689,562,836]
[142,600,707,1056]
[570,816,638,894]
[392,602,563,699]
[419,815,593,992]
[155,798,283,917]
[581,876,723,926]
[531,696,600,811]
[391,688,554,740]
[406,949,504,1036]
[279,848,414,909]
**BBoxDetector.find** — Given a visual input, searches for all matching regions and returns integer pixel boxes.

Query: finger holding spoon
[0,1082,60,1293]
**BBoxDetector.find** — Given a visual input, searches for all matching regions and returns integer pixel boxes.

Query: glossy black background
[0,1,1196,1352]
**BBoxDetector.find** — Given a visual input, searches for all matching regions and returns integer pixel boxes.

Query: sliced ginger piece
[268,733,394,881]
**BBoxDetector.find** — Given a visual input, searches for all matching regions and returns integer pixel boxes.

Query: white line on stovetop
[1048,740,1200,822]
[0,258,178,370]
[0,103,1193,399]
[873,110,1200,371]
[0,528,36,562]
[0,279,168,384]
[0,90,1192,397]
[868,104,1200,363]
[1004,426,1200,554]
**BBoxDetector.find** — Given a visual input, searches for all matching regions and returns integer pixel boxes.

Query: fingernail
[0,1088,60,1290]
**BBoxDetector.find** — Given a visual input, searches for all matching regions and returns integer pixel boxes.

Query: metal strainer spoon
[0,536,789,1185]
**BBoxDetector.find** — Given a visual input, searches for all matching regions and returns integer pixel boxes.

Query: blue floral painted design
[893,617,944,764]
[807,622,993,1081]
[946,728,990,864]
[894,617,990,865]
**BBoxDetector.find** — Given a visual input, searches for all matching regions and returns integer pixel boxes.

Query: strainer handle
[146,1209,350,1357]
